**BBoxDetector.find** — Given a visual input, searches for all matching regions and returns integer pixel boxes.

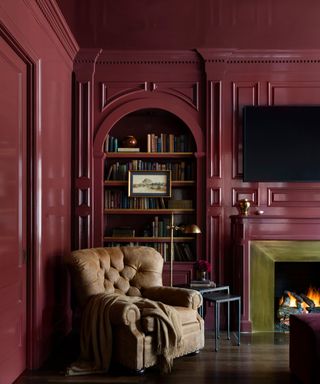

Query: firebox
[250,241,320,332]
[275,262,320,330]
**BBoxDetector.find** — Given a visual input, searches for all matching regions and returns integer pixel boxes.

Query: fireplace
[250,241,320,331]
[231,216,320,332]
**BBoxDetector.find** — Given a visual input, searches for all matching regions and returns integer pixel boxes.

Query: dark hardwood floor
[15,331,298,384]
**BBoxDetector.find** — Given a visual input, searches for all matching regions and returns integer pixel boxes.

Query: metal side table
[189,285,229,317]
[202,292,241,352]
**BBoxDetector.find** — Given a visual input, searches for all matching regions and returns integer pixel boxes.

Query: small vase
[121,135,138,148]
[200,271,207,281]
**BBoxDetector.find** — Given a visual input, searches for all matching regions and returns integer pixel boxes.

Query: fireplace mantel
[230,215,320,332]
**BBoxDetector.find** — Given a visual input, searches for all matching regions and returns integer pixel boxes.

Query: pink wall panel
[0,0,77,370]
[268,188,320,207]
[73,46,320,332]
[208,81,222,178]
[268,81,320,105]
[201,50,320,290]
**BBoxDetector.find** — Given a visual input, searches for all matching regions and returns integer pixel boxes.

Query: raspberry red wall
[73,48,320,290]
[0,0,78,370]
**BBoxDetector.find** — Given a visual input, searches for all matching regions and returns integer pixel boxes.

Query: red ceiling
[56,0,320,50]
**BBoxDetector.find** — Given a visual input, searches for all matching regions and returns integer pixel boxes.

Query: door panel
[0,36,27,384]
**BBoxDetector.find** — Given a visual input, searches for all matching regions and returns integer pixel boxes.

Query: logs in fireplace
[277,288,320,330]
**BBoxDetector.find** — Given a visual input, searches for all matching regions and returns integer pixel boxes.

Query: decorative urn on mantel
[237,198,251,216]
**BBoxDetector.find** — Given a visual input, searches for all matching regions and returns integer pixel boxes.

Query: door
[0,36,27,384]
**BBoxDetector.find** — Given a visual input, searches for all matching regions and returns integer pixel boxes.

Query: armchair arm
[142,286,202,310]
[108,297,141,326]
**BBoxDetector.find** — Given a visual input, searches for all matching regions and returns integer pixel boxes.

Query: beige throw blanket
[66,293,182,375]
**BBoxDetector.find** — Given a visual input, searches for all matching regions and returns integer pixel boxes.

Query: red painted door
[0,37,27,384]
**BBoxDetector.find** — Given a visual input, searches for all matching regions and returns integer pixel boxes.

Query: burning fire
[279,286,320,312]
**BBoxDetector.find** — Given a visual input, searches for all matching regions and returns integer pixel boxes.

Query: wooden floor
[15,331,298,384]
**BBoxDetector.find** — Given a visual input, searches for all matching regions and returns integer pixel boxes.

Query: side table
[190,285,230,318]
[202,292,241,351]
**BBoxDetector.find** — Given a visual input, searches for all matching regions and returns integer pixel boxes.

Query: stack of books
[111,227,135,237]
[117,147,140,152]
[190,280,216,288]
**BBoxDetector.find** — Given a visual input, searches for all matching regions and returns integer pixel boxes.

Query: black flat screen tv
[243,105,320,182]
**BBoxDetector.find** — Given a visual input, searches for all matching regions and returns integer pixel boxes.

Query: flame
[306,286,320,307]
[279,286,320,312]
[279,291,297,307]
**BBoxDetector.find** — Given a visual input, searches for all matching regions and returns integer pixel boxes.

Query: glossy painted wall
[2,2,318,367]
[57,0,320,50]
[64,1,320,333]
[0,0,78,369]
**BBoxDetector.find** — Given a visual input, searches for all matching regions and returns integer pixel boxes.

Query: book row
[105,133,192,153]
[103,241,195,262]
[104,191,194,209]
[105,160,194,181]
[104,191,167,209]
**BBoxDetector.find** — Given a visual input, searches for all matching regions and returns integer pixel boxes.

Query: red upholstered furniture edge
[290,314,320,384]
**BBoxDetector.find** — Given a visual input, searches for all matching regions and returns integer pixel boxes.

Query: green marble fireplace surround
[250,240,320,332]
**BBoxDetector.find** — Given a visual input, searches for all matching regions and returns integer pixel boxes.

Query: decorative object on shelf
[195,259,211,281]
[168,213,201,286]
[128,170,172,197]
[121,135,138,148]
[237,198,251,216]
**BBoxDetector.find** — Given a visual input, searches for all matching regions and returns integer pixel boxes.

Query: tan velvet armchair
[66,246,204,374]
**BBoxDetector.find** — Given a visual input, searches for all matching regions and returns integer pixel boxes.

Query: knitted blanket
[65,293,182,375]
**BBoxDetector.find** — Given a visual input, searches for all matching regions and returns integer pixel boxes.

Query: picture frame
[128,170,171,197]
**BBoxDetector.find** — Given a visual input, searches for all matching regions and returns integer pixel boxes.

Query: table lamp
[168,213,201,287]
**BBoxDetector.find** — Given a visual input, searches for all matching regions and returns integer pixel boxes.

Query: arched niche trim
[93,96,204,156]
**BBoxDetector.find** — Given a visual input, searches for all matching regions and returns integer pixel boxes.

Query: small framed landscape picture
[128,170,171,197]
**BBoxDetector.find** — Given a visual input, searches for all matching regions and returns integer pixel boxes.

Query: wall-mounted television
[243,105,320,182]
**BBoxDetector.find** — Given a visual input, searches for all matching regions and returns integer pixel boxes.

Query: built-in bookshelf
[102,109,200,265]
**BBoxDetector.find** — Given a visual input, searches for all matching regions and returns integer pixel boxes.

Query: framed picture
[128,170,171,197]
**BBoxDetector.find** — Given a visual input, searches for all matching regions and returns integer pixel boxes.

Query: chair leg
[133,368,145,375]
[187,350,200,356]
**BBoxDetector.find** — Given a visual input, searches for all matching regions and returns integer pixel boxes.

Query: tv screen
[243,106,320,182]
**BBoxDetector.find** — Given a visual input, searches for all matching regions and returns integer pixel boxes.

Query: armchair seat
[66,246,204,374]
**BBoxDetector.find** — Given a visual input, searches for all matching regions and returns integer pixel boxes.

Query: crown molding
[95,50,202,65]
[25,0,79,62]
[197,48,320,64]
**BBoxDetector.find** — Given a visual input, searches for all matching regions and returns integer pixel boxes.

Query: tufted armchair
[66,246,204,374]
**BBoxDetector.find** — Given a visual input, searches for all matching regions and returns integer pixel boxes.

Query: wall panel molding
[208,81,222,178]
[209,187,222,207]
[101,81,148,110]
[74,80,93,248]
[267,81,320,105]
[232,187,259,207]
[268,188,320,207]
[155,82,199,111]
[209,215,222,282]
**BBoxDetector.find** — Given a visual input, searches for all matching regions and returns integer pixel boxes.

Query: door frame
[0,25,38,370]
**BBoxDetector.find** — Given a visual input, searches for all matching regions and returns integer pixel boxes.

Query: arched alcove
[93,105,205,285]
